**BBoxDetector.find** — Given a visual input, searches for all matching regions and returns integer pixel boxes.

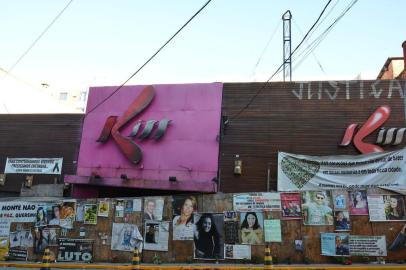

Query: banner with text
[278,149,406,191]
[5,158,63,175]
[0,201,38,237]
[57,238,93,262]
[349,235,387,256]
[233,193,281,211]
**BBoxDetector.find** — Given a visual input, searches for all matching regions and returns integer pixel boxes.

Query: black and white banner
[57,238,93,262]
[5,158,63,175]
[278,148,406,191]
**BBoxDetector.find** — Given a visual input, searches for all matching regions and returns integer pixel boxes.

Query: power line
[86,0,213,116]
[6,0,74,74]
[230,0,333,121]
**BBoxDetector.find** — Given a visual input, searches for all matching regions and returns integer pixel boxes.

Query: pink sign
[65,83,223,193]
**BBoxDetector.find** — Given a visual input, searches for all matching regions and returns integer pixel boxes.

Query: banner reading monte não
[278,148,406,191]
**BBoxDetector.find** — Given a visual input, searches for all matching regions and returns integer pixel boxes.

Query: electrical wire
[85,0,213,116]
[230,0,333,121]
[6,0,74,74]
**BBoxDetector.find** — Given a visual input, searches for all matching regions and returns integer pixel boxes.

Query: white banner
[233,193,281,211]
[278,149,406,191]
[224,244,251,260]
[349,235,387,256]
[5,158,63,175]
[0,201,38,237]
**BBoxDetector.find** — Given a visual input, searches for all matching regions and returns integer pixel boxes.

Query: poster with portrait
[47,203,62,226]
[332,190,349,210]
[9,230,33,248]
[83,204,97,225]
[111,223,143,252]
[193,213,225,260]
[224,221,239,244]
[75,202,85,222]
[302,191,333,226]
[368,194,406,221]
[143,197,164,221]
[60,199,76,229]
[124,200,134,215]
[239,212,264,245]
[35,203,52,227]
[280,193,302,220]
[321,233,350,257]
[172,195,197,241]
[97,200,109,217]
[334,211,351,231]
[132,199,142,212]
[233,193,281,211]
[144,221,169,251]
[34,227,57,253]
[348,190,368,215]
[224,244,251,260]
[115,199,124,218]
[264,219,282,242]
[349,235,387,256]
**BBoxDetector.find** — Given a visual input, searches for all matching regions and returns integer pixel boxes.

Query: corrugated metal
[220,80,406,193]
[0,114,84,194]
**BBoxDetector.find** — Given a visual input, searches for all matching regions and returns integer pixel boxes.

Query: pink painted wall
[66,83,223,192]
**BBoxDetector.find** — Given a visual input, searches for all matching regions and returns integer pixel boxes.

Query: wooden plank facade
[219,80,406,193]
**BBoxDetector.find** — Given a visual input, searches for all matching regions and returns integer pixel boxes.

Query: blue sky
[1,0,405,93]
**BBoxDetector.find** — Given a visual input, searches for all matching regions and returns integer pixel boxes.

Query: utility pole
[282,10,292,82]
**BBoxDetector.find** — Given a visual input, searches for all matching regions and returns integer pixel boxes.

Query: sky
[1,0,406,97]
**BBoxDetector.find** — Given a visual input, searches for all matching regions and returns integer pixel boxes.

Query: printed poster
[144,197,164,221]
[48,203,62,226]
[115,199,124,218]
[144,221,169,251]
[9,230,33,248]
[97,200,109,217]
[194,213,225,260]
[224,244,251,260]
[278,149,406,191]
[349,235,387,256]
[224,211,237,221]
[332,190,349,210]
[321,233,350,256]
[348,190,369,215]
[0,201,38,237]
[280,193,302,220]
[5,157,63,175]
[368,194,406,221]
[83,204,97,225]
[239,212,264,245]
[302,191,333,225]
[60,200,76,229]
[111,223,143,252]
[7,248,27,261]
[264,219,282,242]
[34,227,58,254]
[124,200,134,214]
[334,211,351,231]
[132,199,142,212]
[224,221,239,244]
[233,193,281,211]
[75,203,85,222]
[172,195,197,241]
[57,238,93,262]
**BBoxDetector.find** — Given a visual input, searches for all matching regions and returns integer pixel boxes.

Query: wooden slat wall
[0,114,84,194]
[220,80,406,193]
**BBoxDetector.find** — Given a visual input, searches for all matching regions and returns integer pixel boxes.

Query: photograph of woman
[194,213,224,259]
[240,212,264,245]
[172,196,197,240]
[48,205,61,226]
[384,195,406,221]
[35,207,48,227]
[349,190,368,215]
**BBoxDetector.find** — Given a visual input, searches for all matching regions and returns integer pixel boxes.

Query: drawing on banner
[111,223,143,252]
[368,194,406,221]
[224,244,251,260]
[334,211,351,231]
[48,204,62,225]
[172,196,197,241]
[264,219,282,242]
[9,230,33,248]
[389,224,406,251]
[349,190,368,215]
[239,212,264,245]
[84,204,97,225]
[194,213,224,260]
[333,190,348,210]
[302,191,333,226]
[57,238,93,262]
[97,200,109,217]
[60,200,76,229]
[233,193,281,211]
[144,221,169,251]
[321,233,350,256]
[278,149,406,191]
[349,235,387,256]
[280,193,302,220]
[132,199,142,212]
[144,197,164,221]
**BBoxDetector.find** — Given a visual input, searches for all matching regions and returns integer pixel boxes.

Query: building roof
[376,57,404,79]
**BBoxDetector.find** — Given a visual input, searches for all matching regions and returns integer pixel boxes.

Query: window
[59,92,68,101]
[79,91,87,102]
